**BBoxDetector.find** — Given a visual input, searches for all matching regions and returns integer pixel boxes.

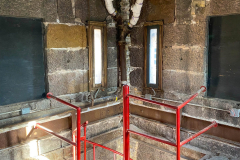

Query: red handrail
[180,121,218,146]
[128,129,177,147]
[123,85,217,160]
[45,93,124,160]
[33,85,216,160]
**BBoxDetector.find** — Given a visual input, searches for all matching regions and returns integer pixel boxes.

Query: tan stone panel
[139,0,175,24]
[46,24,87,48]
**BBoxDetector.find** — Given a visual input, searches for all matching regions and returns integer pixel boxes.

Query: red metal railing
[123,85,218,160]
[35,93,127,160]
[34,85,217,160]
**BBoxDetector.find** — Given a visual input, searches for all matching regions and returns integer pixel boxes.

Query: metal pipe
[127,94,178,110]
[128,129,177,147]
[180,121,218,146]
[35,124,76,146]
[46,93,79,110]
[123,85,130,160]
[119,42,127,83]
[84,123,87,160]
[177,86,206,110]
[176,109,181,160]
[77,108,81,160]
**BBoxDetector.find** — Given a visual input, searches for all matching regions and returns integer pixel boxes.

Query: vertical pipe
[119,43,127,82]
[73,133,76,160]
[114,153,116,160]
[123,85,130,160]
[93,145,96,160]
[84,125,87,160]
[176,109,181,160]
[77,108,81,160]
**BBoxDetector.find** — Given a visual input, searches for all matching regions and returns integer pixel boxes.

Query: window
[88,21,107,91]
[144,21,163,90]
[0,16,45,106]
[208,14,240,101]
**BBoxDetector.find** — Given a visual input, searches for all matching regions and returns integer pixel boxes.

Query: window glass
[94,29,102,84]
[149,29,157,84]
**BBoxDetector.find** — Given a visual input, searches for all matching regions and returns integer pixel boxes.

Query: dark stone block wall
[129,0,175,95]
[129,0,240,142]
[0,0,118,122]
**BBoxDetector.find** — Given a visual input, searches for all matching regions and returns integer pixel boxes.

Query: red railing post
[77,108,81,160]
[93,145,96,160]
[123,85,130,160]
[84,122,87,160]
[73,132,76,160]
[176,108,181,160]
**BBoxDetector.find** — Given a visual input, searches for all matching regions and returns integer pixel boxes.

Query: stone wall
[0,0,119,159]
[129,0,175,96]
[129,0,240,128]
[0,0,118,121]
[127,0,240,158]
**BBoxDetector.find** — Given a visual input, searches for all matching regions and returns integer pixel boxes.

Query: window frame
[88,21,107,91]
[144,21,163,91]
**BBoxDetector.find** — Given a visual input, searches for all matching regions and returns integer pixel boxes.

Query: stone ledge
[130,115,240,159]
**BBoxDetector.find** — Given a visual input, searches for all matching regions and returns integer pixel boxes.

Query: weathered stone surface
[129,47,144,68]
[107,47,117,68]
[209,0,240,16]
[34,99,51,111]
[46,24,87,48]
[38,135,62,154]
[176,0,210,23]
[131,125,206,160]
[175,0,192,23]
[48,70,88,96]
[107,27,117,48]
[107,68,118,88]
[88,0,109,22]
[136,139,181,160]
[75,0,89,24]
[43,148,64,160]
[0,140,38,160]
[163,46,206,72]
[43,0,58,22]
[138,0,175,24]
[84,116,122,139]
[130,115,240,159]
[88,128,122,148]
[0,99,51,120]
[58,0,74,23]
[182,104,240,127]
[163,70,205,95]
[130,68,143,88]
[0,0,57,22]
[163,23,207,47]
[61,131,72,147]
[50,97,71,109]
[130,116,174,142]
[131,27,144,47]
[136,0,148,25]
[46,49,88,73]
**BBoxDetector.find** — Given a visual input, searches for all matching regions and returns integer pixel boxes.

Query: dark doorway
[208,14,240,101]
[0,16,45,106]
